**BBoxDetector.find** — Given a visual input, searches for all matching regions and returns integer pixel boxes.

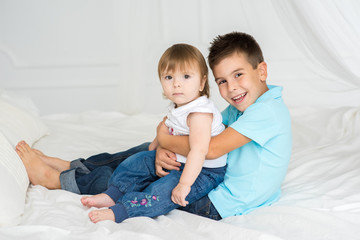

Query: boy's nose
[227,81,237,92]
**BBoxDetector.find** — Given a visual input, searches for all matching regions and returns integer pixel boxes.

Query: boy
[155,31,292,219]
[16,31,292,220]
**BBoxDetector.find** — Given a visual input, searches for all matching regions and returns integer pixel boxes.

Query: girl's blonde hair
[158,44,210,97]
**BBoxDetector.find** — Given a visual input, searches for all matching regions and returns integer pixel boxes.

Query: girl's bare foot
[16,141,61,189]
[81,193,115,208]
[88,209,115,223]
[16,141,71,172]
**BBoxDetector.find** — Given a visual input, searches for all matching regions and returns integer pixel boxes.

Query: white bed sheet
[1,107,360,240]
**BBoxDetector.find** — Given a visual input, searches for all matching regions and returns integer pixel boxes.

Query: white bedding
[1,106,360,240]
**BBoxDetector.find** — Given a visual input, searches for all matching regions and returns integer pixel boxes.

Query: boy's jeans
[105,150,225,220]
[60,142,151,194]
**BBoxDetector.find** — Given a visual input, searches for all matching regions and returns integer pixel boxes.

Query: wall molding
[0,46,121,69]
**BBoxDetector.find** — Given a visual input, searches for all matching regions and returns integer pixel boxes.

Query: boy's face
[213,52,268,112]
[160,64,206,108]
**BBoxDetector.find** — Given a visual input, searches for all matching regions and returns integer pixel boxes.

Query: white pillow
[0,131,29,226]
[0,90,40,116]
[0,99,49,147]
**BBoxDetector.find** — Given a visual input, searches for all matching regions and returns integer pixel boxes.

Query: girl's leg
[82,150,159,207]
[88,165,226,223]
[81,193,115,208]
[89,209,115,223]
[87,170,181,223]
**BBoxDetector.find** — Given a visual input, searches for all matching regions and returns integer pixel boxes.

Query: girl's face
[160,63,206,107]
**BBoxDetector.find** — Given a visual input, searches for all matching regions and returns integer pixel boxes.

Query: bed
[0,89,360,240]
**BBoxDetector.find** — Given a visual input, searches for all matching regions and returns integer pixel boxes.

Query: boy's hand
[171,183,190,207]
[155,147,180,177]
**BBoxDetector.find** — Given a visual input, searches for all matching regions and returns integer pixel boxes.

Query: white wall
[0,0,324,115]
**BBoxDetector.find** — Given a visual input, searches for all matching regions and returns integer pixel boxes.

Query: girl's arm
[157,119,251,160]
[171,112,212,207]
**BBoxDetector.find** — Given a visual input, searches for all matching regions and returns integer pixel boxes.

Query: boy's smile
[213,52,268,112]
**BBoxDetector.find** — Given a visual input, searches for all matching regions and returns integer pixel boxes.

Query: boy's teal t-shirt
[208,85,292,218]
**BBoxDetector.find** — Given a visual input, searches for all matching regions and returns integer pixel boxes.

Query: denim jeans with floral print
[107,150,226,220]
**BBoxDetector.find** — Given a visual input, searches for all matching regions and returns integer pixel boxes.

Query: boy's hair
[208,32,264,70]
[158,43,210,97]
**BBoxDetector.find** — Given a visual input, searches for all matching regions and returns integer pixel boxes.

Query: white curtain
[272,0,360,88]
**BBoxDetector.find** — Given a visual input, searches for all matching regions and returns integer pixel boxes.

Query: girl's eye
[184,74,190,79]
[235,73,242,78]
[165,75,172,80]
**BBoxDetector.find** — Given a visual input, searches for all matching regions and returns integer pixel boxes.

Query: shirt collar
[255,85,283,103]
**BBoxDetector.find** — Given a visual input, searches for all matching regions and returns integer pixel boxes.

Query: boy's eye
[235,73,242,78]
[165,75,172,80]
[184,74,190,79]
[217,79,227,85]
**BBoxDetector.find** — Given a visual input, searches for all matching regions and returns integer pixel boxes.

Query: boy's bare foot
[16,141,61,189]
[88,209,115,223]
[16,141,71,172]
[81,193,115,208]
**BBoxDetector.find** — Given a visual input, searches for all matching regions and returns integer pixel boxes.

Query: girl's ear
[200,75,207,91]
[258,62,267,82]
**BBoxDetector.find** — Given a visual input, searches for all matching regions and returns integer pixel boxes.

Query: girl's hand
[171,183,190,207]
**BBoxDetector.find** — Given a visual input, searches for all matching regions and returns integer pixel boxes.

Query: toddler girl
[81,43,227,223]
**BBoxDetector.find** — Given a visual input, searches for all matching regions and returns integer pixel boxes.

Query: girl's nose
[173,78,181,87]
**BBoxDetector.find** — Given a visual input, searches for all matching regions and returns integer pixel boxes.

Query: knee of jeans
[118,151,155,172]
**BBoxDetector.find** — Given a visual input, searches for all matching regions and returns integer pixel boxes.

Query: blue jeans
[104,150,226,222]
[59,142,151,194]
[179,195,222,220]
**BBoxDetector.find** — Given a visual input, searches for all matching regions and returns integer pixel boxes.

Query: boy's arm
[156,119,189,156]
[157,119,251,159]
[171,112,212,206]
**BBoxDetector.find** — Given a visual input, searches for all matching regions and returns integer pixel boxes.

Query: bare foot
[88,209,115,223]
[81,193,115,208]
[16,141,61,189]
[16,141,71,172]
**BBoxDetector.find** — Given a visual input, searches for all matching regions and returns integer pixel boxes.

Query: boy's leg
[177,166,226,221]
[60,142,151,194]
[16,142,61,189]
[81,142,151,171]
[30,147,71,172]
[179,195,222,221]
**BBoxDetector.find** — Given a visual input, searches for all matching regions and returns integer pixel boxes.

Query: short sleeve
[229,102,278,146]
[221,106,231,126]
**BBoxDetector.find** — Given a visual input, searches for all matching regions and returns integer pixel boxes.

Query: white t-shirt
[165,96,227,168]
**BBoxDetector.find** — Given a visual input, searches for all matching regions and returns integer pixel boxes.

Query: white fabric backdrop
[1,0,359,114]
[273,0,360,87]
